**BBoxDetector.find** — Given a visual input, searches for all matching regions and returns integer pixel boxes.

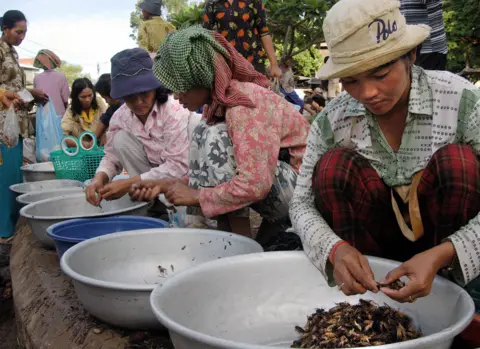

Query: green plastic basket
[51,131,104,183]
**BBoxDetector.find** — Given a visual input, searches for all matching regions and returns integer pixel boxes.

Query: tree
[58,62,91,85]
[443,0,480,76]
[169,3,204,29]
[291,48,323,77]
[264,0,334,63]
[130,0,189,40]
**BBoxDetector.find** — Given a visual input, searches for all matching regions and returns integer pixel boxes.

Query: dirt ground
[0,297,19,349]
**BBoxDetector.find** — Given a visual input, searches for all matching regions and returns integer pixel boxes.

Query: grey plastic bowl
[20,193,150,247]
[16,187,84,206]
[150,252,475,349]
[10,179,83,195]
[21,162,56,182]
[61,228,263,330]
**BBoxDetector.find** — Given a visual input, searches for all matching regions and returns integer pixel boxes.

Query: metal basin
[10,179,83,195]
[20,193,150,248]
[21,162,56,182]
[60,229,263,330]
[16,187,84,206]
[150,252,475,349]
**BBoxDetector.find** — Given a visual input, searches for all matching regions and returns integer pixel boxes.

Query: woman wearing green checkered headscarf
[131,27,310,246]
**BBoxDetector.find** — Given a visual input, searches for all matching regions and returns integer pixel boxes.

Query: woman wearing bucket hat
[137,0,175,57]
[85,48,190,205]
[130,27,310,242]
[290,0,480,304]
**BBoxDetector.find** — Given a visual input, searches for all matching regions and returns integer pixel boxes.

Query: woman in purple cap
[85,48,190,205]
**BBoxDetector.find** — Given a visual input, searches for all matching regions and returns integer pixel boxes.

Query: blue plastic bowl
[47,216,168,258]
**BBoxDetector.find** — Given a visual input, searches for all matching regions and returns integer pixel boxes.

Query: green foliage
[130,0,143,41]
[169,3,205,29]
[58,61,91,86]
[276,43,322,77]
[443,0,480,73]
[264,0,334,61]
[292,48,323,77]
[130,0,189,40]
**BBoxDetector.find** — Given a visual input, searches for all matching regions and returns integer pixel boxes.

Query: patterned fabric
[137,16,175,54]
[400,0,448,55]
[188,119,298,222]
[203,0,270,67]
[0,39,29,146]
[290,65,480,286]
[33,49,62,70]
[194,80,309,217]
[312,146,480,288]
[34,71,70,116]
[155,27,227,92]
[154,27,270,123]
[96,96,190,181]
[61,95,107,139]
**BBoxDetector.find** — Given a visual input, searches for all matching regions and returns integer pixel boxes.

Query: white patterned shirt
[290,66,480,286]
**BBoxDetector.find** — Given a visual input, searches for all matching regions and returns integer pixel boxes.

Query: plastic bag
[36,100,63,162]
[158,194,186,228]
[3,106,20,147]
[17,89,34,103]
[270,78,284,97]
[23,138,36,164]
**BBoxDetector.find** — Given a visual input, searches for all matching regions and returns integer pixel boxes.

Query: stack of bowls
[20,193,151,247]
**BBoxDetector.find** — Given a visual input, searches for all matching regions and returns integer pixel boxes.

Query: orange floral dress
[203,0,270,70]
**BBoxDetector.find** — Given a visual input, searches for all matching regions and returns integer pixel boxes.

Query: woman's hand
[380,242,456,303]
[98,179,133,201]
[1,91,22,110]
[130,179,177,202]
[269,64,282,79]
[333,244,379,296]
[165,182,200,207]
[85,180,105,206]
[30,89,49,105]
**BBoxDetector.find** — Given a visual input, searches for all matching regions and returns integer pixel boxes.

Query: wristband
[329,241,350,265]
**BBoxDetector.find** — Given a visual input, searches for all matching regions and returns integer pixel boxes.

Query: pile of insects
[291,281,422,348]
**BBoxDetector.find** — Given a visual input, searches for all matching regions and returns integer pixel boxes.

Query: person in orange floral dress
[131,27,310,245]
[203,0,281,78]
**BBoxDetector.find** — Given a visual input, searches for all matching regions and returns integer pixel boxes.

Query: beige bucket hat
[318,0,431,80]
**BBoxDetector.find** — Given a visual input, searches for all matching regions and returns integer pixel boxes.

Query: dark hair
[0,10,27,32]
[155,85,171,105]
[70,78,98,116]
[311,94,326,108]
[95,74,111,98]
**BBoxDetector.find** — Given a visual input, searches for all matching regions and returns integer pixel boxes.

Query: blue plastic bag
[36,100,63,162]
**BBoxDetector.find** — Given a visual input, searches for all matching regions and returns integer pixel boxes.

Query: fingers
[85,187,101,206]
[381,280,431,303]
[334,265,367,296]
[356,255,378,292]
[380,265,407,286]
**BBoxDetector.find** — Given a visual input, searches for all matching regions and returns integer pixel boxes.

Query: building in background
[19,58,41,89]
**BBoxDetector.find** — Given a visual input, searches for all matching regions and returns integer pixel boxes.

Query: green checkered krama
[153,27,229,92]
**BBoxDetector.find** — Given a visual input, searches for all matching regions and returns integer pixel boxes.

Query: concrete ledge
[11,221,173,349]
